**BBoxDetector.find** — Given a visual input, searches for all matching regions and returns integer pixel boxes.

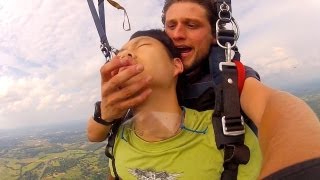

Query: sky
[0,0,319,129]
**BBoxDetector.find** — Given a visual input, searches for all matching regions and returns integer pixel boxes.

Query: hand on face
[100,55,152,120]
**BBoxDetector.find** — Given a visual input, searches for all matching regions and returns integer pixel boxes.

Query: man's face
[118,36,182,88]
[165,2,215,71]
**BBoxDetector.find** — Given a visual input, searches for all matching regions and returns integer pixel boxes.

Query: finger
[104,75,152,102]
[100,56,135,82]
[103,64,145,91]
[111,69,119,77]
[100,85,152,120]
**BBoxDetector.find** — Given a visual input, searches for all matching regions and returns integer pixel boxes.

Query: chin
[181,59,193,71]
[182,56,197,71]
[183,62,200,74]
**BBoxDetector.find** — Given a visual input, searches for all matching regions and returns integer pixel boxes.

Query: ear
[173,58,183,76]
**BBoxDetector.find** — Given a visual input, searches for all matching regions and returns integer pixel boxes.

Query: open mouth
[177,46,192,53]
[176,46,192,58]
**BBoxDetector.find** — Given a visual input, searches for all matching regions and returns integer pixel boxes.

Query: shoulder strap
[212,57,250,180]
[105,120,121,180]
[104,109,132,180]
[213,1,251,179]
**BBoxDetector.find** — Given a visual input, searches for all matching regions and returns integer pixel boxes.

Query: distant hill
[300,94,320,118]
[0,124,109,179]
[287,82,320,118]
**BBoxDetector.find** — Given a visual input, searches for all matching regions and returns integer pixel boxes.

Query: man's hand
[100,56,152,121]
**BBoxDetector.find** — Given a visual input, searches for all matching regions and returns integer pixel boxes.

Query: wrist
[93,101,117,126]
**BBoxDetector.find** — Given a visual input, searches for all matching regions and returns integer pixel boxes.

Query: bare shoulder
[242,77,274,97]
[240,77,275,126]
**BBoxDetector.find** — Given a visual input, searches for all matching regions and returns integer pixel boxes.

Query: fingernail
[146,76,152,82]
[120,58,127,64]
[146,88,152,94]
[136,64,144,72]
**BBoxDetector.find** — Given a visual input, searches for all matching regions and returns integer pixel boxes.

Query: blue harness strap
[86,0,130,60]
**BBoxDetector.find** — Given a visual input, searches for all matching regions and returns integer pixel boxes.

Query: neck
[132,87,182,142]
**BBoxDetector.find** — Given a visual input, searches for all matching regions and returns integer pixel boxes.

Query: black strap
[213,1,250,179]
[212,62,250,180]
[104,110,132,180]
[222,144,250,179]
[105,120,121,180]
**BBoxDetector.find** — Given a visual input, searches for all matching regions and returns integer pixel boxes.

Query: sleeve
[244,65,260,81]
[263,158,320,180]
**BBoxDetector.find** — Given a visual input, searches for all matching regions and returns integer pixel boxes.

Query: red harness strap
[233,60,246,95]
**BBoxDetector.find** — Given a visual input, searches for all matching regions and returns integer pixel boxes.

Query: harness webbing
[105,110,132,180]
[214,1,250,179]
[211,57,250,180]
[86,1,131,179]
[105,120,122,180]
[86,0,130,60]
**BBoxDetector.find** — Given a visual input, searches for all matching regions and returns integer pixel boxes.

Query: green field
[0,129,109,180]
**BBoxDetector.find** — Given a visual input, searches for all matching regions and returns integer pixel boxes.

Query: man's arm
[87,116,111,142]
[241,78,320,178]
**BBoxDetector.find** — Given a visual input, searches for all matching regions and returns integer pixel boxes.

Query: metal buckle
[100,43,110,58]
[219,61,236,71]
[216,1,239,50]
[222,116,245,136]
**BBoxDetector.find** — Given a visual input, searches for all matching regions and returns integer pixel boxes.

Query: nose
[170,24,186,41]
[118,50,134,72]
[118,50,135,60]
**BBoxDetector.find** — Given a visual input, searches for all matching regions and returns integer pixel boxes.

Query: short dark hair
[161,0,218,34]
[130,29,181,59]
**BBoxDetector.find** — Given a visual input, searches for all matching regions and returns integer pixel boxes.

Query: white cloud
[234,0,320,87]
[0,76,13,97]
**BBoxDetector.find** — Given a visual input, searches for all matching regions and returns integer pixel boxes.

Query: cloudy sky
[0,0,319,129]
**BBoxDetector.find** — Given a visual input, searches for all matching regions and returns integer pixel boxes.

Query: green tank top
[110,108,262,179]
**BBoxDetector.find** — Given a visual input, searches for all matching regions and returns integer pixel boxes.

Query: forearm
[258,91,320,178]
[240,78,320,178]
[86,116,111,142]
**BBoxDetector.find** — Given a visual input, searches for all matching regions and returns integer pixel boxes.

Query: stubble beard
[183,53,209,75]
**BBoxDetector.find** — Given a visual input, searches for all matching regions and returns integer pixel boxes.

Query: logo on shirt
[129,168,181,180]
